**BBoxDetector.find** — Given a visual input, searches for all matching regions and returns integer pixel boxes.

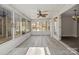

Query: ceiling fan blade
[41,13,48,15]
[42,11,48,12]
[37,9,48,18]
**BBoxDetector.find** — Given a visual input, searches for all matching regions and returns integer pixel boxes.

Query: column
[6,16,8,38]
[20,17,22,35]
[12,11,15,40]
[50,19,53,38]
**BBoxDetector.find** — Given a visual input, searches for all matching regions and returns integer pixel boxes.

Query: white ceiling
[62,5,79,16]
[10,4,75,19]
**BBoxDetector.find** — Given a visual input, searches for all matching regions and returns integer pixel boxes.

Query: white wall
[61,15,77,37]
[54,16,61,40]
[50,15,61,40]
[0,32,31,55]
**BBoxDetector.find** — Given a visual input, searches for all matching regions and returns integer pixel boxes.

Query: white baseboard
[62,35,77,37]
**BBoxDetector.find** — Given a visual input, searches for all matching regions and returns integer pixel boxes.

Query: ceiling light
[72,9,79,21]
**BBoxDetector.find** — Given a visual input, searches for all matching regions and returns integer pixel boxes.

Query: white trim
[45,47,51,55]
[12,11,15,40]
[6,15,8,38]
[20,17,22,35]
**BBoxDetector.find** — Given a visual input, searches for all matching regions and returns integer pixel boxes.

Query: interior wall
[61,15,77,37]
[54,16,61,40]
[50,15,61,40]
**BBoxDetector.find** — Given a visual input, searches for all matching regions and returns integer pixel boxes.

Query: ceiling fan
[37,10,48,18]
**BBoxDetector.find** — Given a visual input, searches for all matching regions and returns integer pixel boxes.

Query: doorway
[61,5,79,52]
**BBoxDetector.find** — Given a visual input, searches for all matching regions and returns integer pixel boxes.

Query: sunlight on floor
[26,47,50,55]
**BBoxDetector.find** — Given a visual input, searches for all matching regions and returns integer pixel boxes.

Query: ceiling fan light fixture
[37,10,48,18]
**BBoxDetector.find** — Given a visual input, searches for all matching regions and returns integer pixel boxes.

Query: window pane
[0,6,12,44]
[32,22,37,31]
[7,10,12,37]
[26,20,31,32]
[15,13,20,37]
[22,18,26,34]
[31,21,50,31]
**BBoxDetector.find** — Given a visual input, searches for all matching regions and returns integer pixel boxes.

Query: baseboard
[62,36,77,38]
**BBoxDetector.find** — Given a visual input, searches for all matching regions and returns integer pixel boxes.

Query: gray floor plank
[9,36,76,55]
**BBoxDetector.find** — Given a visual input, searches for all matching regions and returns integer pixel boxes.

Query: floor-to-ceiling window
[15,13,21,37]
[15,15,31,37]
[0,5,31,44]
[22,18,31,34]
[26,20,31,32]
[22,18,26,34]
[0,6,12,44]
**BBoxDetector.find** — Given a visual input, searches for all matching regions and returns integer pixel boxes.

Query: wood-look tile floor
[9,36,75,55]
[61,37,79,48]
[61,37,79,52]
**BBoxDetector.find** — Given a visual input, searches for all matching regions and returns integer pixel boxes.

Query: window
[0,6,12,44]
[7,10,12,37]
[15,13,20,37]
[22,18,26,34]
[0,5,31,44]
[22,18,31,34]
[32,22,37,31]
[32,21,50,31]
[14,15,31,37]
[26,20,31,32]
